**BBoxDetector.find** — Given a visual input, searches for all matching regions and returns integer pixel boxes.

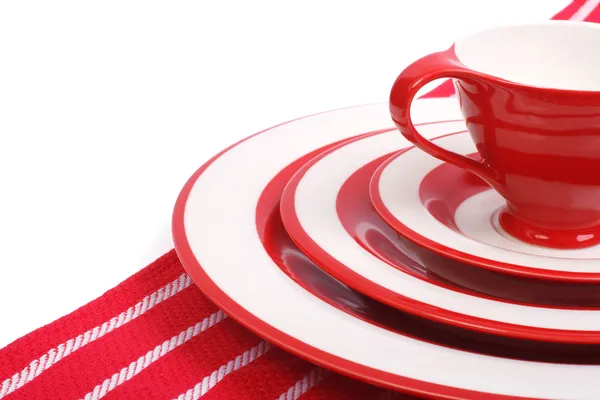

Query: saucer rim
[370,132,600,283]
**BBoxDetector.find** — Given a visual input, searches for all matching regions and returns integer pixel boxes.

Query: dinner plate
[280,124,600,344]
[173,98,600,399]
[370,131,600,282]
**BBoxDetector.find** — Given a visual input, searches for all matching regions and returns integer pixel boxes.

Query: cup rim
[452,20,600,94]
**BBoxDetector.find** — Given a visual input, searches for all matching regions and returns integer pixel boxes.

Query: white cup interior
[454,21,600,91]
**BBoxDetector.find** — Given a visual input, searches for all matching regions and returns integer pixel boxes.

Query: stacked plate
[173,18,600,400]
[172,97,600,399]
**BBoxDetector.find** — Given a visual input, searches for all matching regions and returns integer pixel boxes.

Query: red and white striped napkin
[0,251,400,400]
[2,1,599,398]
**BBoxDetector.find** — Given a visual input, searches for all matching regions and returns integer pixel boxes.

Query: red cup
[390,21,600,249]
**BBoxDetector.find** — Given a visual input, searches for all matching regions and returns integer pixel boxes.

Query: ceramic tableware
[339,145,600,307]
[370,131,600,286]
[280,122,600,344]
[173,99,600,398]
[173,99,600,399]
[390,20,600,249]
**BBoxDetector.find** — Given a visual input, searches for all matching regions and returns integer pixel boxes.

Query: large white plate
[173,98,600,399]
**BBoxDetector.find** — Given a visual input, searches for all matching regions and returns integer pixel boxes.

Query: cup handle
[389,48,498,183]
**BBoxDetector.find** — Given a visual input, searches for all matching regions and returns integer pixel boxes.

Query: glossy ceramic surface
[173,99,600,399]
[341,153,600,307]
[390,21,600,249]
[372,132,600,283]
[282,125,600,344]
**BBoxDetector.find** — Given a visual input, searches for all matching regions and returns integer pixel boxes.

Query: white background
[0,0,570,347]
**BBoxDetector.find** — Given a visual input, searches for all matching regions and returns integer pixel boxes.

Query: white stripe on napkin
[572,0,600,20]
[275,367,328,400]
[81,310,227,400]
[0,273,193,399]
[174,340,273,400]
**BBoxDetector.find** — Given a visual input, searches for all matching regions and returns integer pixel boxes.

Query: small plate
[335,147,600,307]
[173,99,600,398]
[370,131,600,282]
[280,126,600,344]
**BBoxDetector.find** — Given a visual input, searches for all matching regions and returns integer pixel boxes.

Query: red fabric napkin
[1,2,598,399]
[0,250,401,400]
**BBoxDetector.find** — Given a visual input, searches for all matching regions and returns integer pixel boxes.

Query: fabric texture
[1,1,598,398]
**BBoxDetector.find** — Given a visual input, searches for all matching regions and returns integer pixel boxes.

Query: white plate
[374,132,600,271]
[173,98,600,399]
